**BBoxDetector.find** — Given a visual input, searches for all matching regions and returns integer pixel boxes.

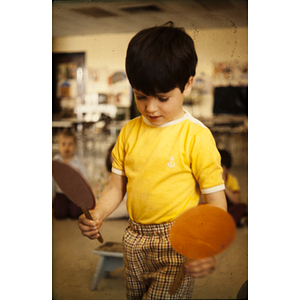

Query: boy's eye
[158,97,169,102]
[135,95,146,100]
[134,93,169,102]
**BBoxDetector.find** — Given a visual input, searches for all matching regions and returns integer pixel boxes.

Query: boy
[53,129,88,219]
[78,22,227,299]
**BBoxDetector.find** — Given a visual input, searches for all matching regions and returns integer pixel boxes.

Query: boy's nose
[146,98,158,112]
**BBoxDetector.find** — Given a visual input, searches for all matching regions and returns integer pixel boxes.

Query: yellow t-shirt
[112,112,225,224]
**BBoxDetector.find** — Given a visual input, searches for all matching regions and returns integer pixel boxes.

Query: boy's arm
[78,173,127,240]
[204,190,227,211]
[94,172,127,220]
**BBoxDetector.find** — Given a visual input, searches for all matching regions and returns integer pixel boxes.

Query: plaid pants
[123,219,195,299]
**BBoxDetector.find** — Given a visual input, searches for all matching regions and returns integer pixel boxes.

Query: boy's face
[58,136,76,161]
[133,77,193,127]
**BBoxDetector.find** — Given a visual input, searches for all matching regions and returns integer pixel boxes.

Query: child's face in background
[58,136,76,162]
[133,77,193,127]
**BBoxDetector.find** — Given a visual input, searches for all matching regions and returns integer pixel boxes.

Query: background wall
[52,26,247,117]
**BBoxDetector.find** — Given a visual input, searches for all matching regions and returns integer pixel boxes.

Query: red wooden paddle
[169,204,236,294]
[52,160,104,243]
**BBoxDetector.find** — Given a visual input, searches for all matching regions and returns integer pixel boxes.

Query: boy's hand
[183,257,216,278]
[78,213,103,240]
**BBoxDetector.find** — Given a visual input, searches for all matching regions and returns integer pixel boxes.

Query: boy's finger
[78,221,97,232]
[78,224,99,237]
[79,215,97,226]
[184,257,216,272]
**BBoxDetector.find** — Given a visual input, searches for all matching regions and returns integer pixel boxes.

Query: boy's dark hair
[125,21,198,96]
[219,149,232,169]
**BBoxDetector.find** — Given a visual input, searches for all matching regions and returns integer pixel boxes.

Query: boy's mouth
[148,115,161,120]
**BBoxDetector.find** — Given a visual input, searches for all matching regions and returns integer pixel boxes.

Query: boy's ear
[183,76,194,97]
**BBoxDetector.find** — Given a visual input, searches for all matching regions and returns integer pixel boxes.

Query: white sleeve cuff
[201,184,225,194]
[112,167,126,176]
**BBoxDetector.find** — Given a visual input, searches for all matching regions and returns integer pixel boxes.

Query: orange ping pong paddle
[168,204,236,294]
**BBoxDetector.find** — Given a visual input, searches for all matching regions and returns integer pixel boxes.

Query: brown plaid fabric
[122,219,195,299]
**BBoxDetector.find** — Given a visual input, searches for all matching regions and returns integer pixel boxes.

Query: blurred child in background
[219,149,247,227]
[52,129,88,219]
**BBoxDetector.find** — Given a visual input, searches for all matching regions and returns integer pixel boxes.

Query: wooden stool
[90,242,124,290]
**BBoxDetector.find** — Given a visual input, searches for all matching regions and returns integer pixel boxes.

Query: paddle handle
[169,263,185,295]
[81,208,104,243]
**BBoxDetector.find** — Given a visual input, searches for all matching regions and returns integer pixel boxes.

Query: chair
[90,242,124,290]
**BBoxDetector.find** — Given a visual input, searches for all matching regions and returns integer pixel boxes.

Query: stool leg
[90,256,106,290]
[103,257,123,272]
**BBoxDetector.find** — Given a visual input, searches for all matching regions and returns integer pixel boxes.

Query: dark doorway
[52,52,85,117]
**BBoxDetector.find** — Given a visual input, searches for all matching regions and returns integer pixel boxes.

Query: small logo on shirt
[167,157,175,168]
